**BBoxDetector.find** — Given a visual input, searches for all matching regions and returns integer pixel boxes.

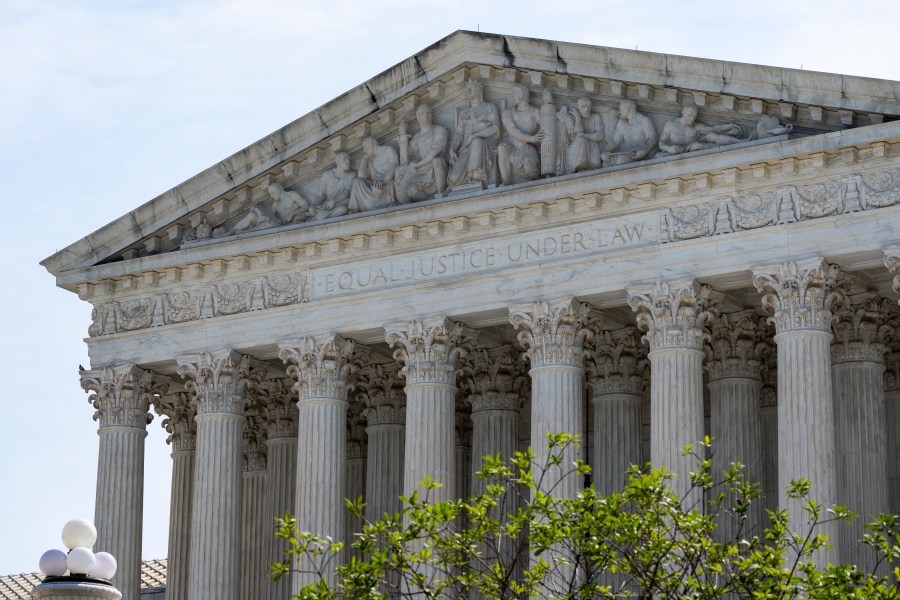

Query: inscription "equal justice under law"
[314,212,658,297]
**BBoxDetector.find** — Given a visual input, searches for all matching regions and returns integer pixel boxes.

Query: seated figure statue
[308,151,357,220]
[658,105,744,155]
[448,79,501,188]
[748,115,793,140]
[348,136,399,213]
[558,97,605,174]
[395,104,449,203]
[601,100,658,166]
[498,84,544,185]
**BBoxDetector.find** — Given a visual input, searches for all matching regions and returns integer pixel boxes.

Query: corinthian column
[509,298,591,498]
[758,334,779,524]
[359,363,406,522]
[831,291,890,571]
[264,378,298,600]
[585,327,646,495]
[753,258,844,565]
[705,309,765,541]
[81,366,167,600]
[278,334,356,588]
[241,402,269,600]
[177,351,264,600]
[385,317,475,503]
[883,248,900,519]
[628,280,713,507]
[345,409,367,560]
[152,392,196,600]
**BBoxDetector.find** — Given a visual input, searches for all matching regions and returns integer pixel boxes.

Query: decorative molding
[831,292,891,364]
[357,362,406,426]
[509,297,593,368]
[585,326,647,395]
[176,350,266,415]
[80,365,169,429]
[278,334,356,401]
[627,280,713,351]
[153,392,197,451]
[752,258,845,335]
[385,317,476,385]
[461,346,528,413]
[705,309,766,381]
[264,378,299,439]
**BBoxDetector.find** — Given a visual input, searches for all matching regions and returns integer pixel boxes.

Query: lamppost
[32,518,122,600]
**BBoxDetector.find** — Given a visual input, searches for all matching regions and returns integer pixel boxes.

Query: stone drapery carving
[349,136,399,213]
[264,378,299,439]
[448,79,501,188]
[705,309,767,381]
[752,258,845,334]
[153,392,197,451]
[498,85,544,185]
[278,334,357,400]
[81,366,169,429]
[557,97,605,175]
[385,317,476,385]
[395,104,449,202]
[627,280,714,351]
[658,105,744,156]
[585,326,647,395]
[509,297,593,367]
[831,292,892,364]
[176,351,267,415]
[601,99,658,166]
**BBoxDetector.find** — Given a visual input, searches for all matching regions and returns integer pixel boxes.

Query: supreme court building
[41,31,900,600]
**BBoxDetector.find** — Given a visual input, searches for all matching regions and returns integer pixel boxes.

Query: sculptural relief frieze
[169,73,801,253]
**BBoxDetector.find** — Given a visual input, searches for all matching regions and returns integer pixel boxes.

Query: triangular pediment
[42,30,900,277]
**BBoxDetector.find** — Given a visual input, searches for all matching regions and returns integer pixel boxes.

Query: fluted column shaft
[833,358,888,570]
[241,467,269,600]
[471,409,520,495]
[81,366,164,600]
[404,381,456,500]
[759,396,779,522]
[530,364,584,498]
[345,433,367,560]
[366,420,406,520]
[166,445,194,600]
[266,435,297,600]
[95,426,146,600]
[592,392,642,495]
[709,377,763,539]
[885,390,900,519]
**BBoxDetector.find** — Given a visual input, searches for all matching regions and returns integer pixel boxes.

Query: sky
[1,0,899,577]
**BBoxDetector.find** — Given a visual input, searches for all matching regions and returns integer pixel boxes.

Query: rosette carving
[176,351,266,415]
[752,258,845,334]
[509,297,593,367]
[585,326,647,395]
[153,392,197,450]
[278,334,356,401]
[627,280,714,351]
[831,292,892,364]
[385,317,476,385]
[705,309,766,381]
[81,365,169,429]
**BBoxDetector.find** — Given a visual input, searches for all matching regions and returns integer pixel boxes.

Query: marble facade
[42,31,900,599]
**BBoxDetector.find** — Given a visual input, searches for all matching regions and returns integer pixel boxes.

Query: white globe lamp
[61,518,97,550]
[92,552,118,580]
[39,549,68,577]
[66,547,96,576]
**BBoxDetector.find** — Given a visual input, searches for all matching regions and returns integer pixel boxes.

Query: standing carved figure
[658,105,744,155]
[498,84,544,185]
[395,104,449,203]
[448,79,501,188]
[601,100,658,166]
[558,97,605,174]
[349,136,399,213]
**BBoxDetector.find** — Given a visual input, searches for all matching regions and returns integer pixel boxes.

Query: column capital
[385,317,477,385]
[243,399,268,472]
[831,292,892,364]
[752,258,845,335]
[264,378,299,439]
[81,365,169,429]
[705,309,766,381]
[461,346,529,413]
[153,392,197,451]
[627,279,714,351]
[585,326,647,396]
[358,362,406,425]
[176,350,266,415]
[509,297,593,368]
[278,334,356,401]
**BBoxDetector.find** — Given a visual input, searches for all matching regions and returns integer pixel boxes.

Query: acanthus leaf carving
[705,309,766,381]
[278,334,356,401]
[585,326,647,396]
[264,378,299,439]
[831,291,890,364]
[176,351,266,415]
[243,389,268,472]
[752,258,845,335]
[153,391,197,451]
[357,362,406,426]
[80,365,169,430]
[385,317,477,386]
[509,297,593,368]
[627,279,713,351]
[461,346,529,413]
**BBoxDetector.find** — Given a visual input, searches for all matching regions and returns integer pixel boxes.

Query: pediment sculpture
[195,77,798,245]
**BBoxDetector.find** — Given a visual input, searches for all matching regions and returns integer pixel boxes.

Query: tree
[273,434,900,599]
